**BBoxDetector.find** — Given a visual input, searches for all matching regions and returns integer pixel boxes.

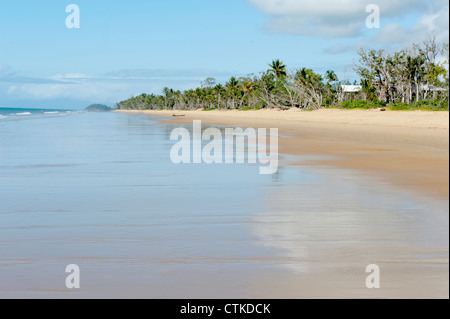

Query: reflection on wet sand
[249,162,449,298]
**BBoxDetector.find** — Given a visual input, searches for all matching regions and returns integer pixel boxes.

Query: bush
[416,98,449,111]
[419,103,449,111]
[372,99,387,108]
[339,100,384,109]
[389,102,411,110]
[415,100,431,107]
[388,98,449,111]
[323,97,334,108]
[240,105,262,111]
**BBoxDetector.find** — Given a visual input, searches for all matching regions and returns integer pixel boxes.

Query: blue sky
[0,0,448,109]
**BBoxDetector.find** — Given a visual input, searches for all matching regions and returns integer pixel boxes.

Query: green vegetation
[389,99,449,111]
[239,105,262,111]
[337,98,448,111]
[117,36,449,112]
[84,104,113,112]
[339,100,386,109]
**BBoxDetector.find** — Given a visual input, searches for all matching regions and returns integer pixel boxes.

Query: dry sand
[116,108,449,200]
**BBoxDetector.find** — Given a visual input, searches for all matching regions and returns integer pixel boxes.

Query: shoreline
[115,108,449,200]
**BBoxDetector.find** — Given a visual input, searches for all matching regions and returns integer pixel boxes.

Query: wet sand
[110,109,449,298]
[116,109,449,200]
[1,110,448,299]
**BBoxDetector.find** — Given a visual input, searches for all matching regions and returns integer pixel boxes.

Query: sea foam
[13,112,32,116]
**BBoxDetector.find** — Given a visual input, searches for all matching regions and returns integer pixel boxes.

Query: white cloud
[0,64,15,76]
[323,41,368,54]
[249,0,441,39]
[2,68,233,105]
[0,65,63,84]
[249,0,424,17]
[375,1,449,48]
[374,23,410,45]
[7,82,125,101]
[50,73,96,81]
[4,77,204,104]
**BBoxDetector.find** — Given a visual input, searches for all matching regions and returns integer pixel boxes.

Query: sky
[0,0,448,109]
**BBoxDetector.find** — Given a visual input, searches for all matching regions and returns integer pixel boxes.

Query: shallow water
[0,111,448,298]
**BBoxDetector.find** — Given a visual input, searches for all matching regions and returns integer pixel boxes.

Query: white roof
[341,85,362,93]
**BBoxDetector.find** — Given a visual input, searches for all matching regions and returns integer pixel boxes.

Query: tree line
[117,37,449,111]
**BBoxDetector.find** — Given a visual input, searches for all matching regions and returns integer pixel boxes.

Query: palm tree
[162,87,173,109]
[296,68,323,85]
[325,70,338,91]
[214,84,224,108]
[269,59,287,78]
[227,77,239,90]
[172,90,181,109]
[226,77,240,109]
[325,70,337,83]
[239,77,255,108]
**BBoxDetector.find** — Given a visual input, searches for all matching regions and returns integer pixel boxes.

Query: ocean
[0,108,448,298]
[0,107,78,122]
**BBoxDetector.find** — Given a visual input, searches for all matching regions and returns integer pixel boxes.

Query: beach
[112,108,449,298]
[116,108,449,200]
[1,0,448,303]
[1,110,448,298]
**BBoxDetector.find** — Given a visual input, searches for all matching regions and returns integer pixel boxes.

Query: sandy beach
[1,110,448,299]
[110,108,449,298]
[116,108,449,200]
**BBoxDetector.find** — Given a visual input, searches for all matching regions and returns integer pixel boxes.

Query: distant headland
[84,104,114,112]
